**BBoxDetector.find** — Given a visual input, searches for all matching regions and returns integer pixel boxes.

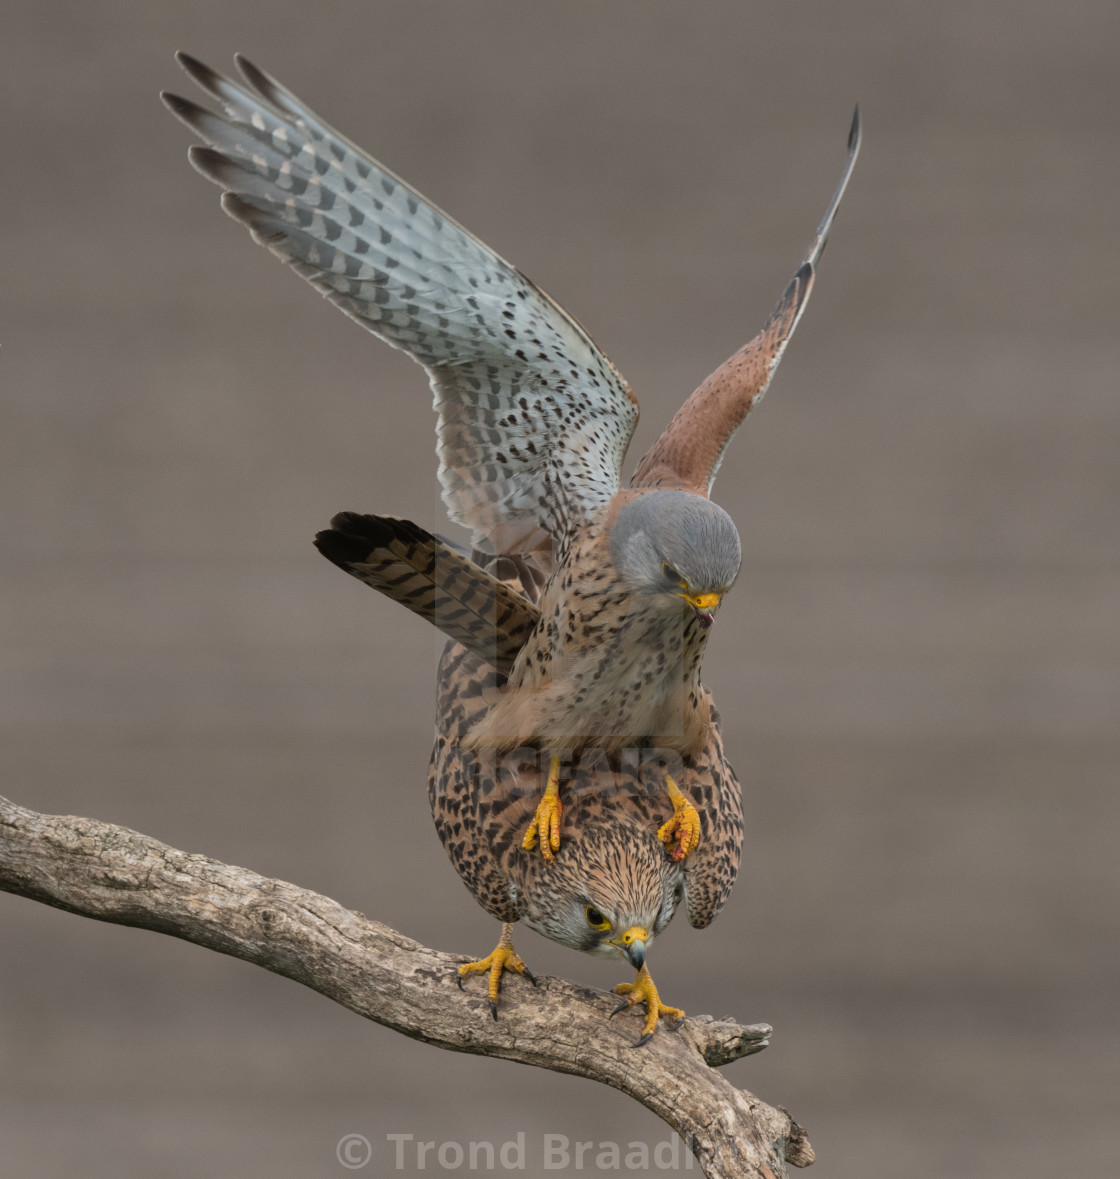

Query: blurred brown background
[2,2,1118,1176]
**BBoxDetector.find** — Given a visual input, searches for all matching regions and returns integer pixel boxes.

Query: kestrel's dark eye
[584,905,610,931]
[661,562,685,587]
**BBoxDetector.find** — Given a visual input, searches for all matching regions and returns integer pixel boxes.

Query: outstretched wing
[631,107,861,496]
[164,55,639,560]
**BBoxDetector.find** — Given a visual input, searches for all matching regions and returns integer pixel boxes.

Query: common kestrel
[165,55,859,1044]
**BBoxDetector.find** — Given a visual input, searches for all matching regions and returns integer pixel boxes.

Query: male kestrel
[165,55,859,1044]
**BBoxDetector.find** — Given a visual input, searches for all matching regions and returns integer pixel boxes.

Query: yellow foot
[456,924,537,1019]
[657,773,701,862]
[610,964,686,1046]
[522,753,563,862]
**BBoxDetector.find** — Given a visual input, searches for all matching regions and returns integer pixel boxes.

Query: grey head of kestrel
[164,54,860,1044]
[609,490,742,624]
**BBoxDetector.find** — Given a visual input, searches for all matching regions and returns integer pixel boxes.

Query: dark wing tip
[803,103,863,272]
[174,51,220,90]
[161,90,210,134]
[186,144,230,183]
[848,104,862,154]
[233,53,270,93]
[234,53,300,118]
[160,89,192,119]
[219,190,263,221]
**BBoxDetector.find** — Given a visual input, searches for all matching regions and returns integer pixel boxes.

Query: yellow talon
[457,924,537,1019]
[610,964,686,1046]
[522,753,563,861]
[657,773,701,861]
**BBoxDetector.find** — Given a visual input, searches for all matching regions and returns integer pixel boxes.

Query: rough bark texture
[0,794,814,1178]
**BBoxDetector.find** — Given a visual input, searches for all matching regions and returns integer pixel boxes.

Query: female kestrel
[165,55,859,1044]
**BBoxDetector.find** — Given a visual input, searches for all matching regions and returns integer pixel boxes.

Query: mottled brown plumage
[312,513,743,928]
[168,55,859,1039]
[428,568,745,936]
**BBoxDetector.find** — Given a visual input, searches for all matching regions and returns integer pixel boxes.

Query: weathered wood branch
[0,794,813,1177]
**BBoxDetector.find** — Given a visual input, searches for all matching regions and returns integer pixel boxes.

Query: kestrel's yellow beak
[677,590,722,629]
[609,925,649,970]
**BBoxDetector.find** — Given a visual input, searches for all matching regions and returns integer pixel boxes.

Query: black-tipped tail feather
[314,513,539,678]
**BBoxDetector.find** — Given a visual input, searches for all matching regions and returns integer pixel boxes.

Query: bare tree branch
[0,794,814,1177]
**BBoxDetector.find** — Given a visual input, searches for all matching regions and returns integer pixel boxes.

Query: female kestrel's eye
[584,906,610,930]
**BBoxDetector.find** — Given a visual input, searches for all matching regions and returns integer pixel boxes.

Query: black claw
[609,999,631,1019]
[670,1017,686,1033]
[523,967,538,987]
[489,1000,499,1021]
[456,971,465,990]
[633,1032,654,1048]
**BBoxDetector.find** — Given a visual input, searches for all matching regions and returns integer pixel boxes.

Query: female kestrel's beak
[610,925,649,970]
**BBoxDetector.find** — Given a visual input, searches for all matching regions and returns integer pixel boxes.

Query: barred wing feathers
[165,54,639,560]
